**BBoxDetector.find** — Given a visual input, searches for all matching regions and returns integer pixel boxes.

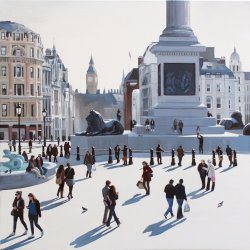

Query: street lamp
[72,116,75,135]
[16,104,22,155]
[42,109,47,147]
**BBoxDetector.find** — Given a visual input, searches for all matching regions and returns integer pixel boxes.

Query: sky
[0,1,250,93]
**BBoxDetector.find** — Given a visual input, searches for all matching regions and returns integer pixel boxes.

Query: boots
[86,171,89,177]
[60,190,64,198]
[89,172,92,178]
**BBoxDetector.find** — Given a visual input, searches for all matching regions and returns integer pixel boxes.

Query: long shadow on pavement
[187,188,210,200]
[75,177,89,183]
[1,234,25,244]
[220,166,236,173]
[40,198,58,207]
[183,165,195,170]
[122,194,147,206]
[143,218,186,236]
[162,165,173,169]
[3,236,41,250]
[41,199,69,211]
[166,166,180,172]
[70,224,117,248]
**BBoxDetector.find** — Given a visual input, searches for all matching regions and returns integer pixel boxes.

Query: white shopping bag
[184,201,190,212]
[92,164,96,171]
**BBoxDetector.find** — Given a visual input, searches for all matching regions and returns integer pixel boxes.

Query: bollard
[191,149,196,166]
[108,147,113,164]
[150,148,154,165]
[60,145,63,157]
[92,146,96,164]
[42,145,45,157]
[171,149,175,166]
[233,149,237,166]
[129,148,133,165]
[212,150,216,166]
[76,146,80,161]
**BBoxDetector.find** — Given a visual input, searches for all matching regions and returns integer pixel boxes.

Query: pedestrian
[145,119,150,132]
[197,134,204,154]
[216,146,223,167]
[46,144,53,162]
[142,161,153,195]
[178,120,184,134]
[197,160,208,189]
[28,139,32,153]
[130,120,133,131]
[207,111,213,117]
[122,145,128,165]
[164,179,175,219]
[27,193,43,239]
[38,135,41,144]
[106,185,121,227]
[116,109,122,122]
[8,139,12,151]
[35,154,47,176]
[174,179,187,219]
[156,144,164,164]
[12,139,16,152]
[150,119,155,131]
[206,159,215,191]
[226,145,233,167]
[56,164,65,198]
[173,119,178,132]
[65,163,75,200]
[52,144,58,163]
[22,151,28,162]
[8,191,28,237]
[176,145,184,166]
[84,151,94,178]
[57,137,60,146]
[114,145,121,163]
[102,180,111,224]
[26,155,44,178]
[64,142,71,158]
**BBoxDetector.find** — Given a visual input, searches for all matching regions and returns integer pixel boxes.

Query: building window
[233,66,235,71]
[237,66,239,71]
[1,66,6,76]
[158,64,161,96]
[1,46,6,55]
[37,86,41,96]
[2,84,7,95]
[14,84,24,96]
[216,97,221,108]
[30,84,34,96]
[14,65,24,77]
[229,100,231,109]
[31,104,35,117]
[239,106,241,112]
[228,85,231,93]
[30,34,34,42]
[2,104,7,116]
[37,68,40,79]
[205,73,211,78]
[238,77,240,84]
[206,96,212,108]
[216,114,221,124]
[216,84,221,92]
[1,32,5,40]
[238,86,240,92]
[206,83,211,92]
[30,67,34,78]
[15,33,21,41]
[238,96,241,103]
[30,48,34,57]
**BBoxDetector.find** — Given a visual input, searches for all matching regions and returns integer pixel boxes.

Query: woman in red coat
[142,161,153,195]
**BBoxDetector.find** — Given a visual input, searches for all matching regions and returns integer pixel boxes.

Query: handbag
[92,164,96,171]
[184,201,190,212]
[56,177,62,185]
[11,209,15,216]
[136,180,144,189]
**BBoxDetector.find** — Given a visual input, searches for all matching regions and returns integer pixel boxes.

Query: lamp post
[42,109,47,147]
[72,116,75,135]
[16,104,22,155]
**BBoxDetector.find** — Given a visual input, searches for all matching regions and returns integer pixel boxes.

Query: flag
[129,51,131,60]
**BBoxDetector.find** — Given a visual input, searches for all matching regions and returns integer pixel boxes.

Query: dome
[230,47,240,61]
[0,21,36,34]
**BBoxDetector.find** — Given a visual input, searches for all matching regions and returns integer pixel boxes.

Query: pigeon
[217,201,224,208]
[82,207,88,213]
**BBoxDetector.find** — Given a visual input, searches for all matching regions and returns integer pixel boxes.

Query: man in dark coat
[176,145,184,166]
[216,146,223,167]
[174,179,187,219]
[164,179,175,219]
[226,145,233,167]
[114,145,121,163]
[52,144,58,163]
[28,139,32,153]
[156,144,164,164]
[46,144,53,162]
[197,160,208,189]
[197,134,204,154]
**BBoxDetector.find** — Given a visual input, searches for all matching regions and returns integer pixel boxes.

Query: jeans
[176,199,184,219]
[106,205,120,226]
[178,156,183,166]
[164,198,174,217]
[13,211,28,232]
[206,177,215,191]
[143,180,150,194]
[28,214,43,235]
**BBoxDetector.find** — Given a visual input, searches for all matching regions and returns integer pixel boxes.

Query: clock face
[88,76,93,82]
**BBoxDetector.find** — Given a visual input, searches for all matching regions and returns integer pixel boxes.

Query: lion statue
[76,110,124,136]
[219,111,244,130]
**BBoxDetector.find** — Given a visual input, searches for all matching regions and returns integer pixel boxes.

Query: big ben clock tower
[86,56,98,94]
